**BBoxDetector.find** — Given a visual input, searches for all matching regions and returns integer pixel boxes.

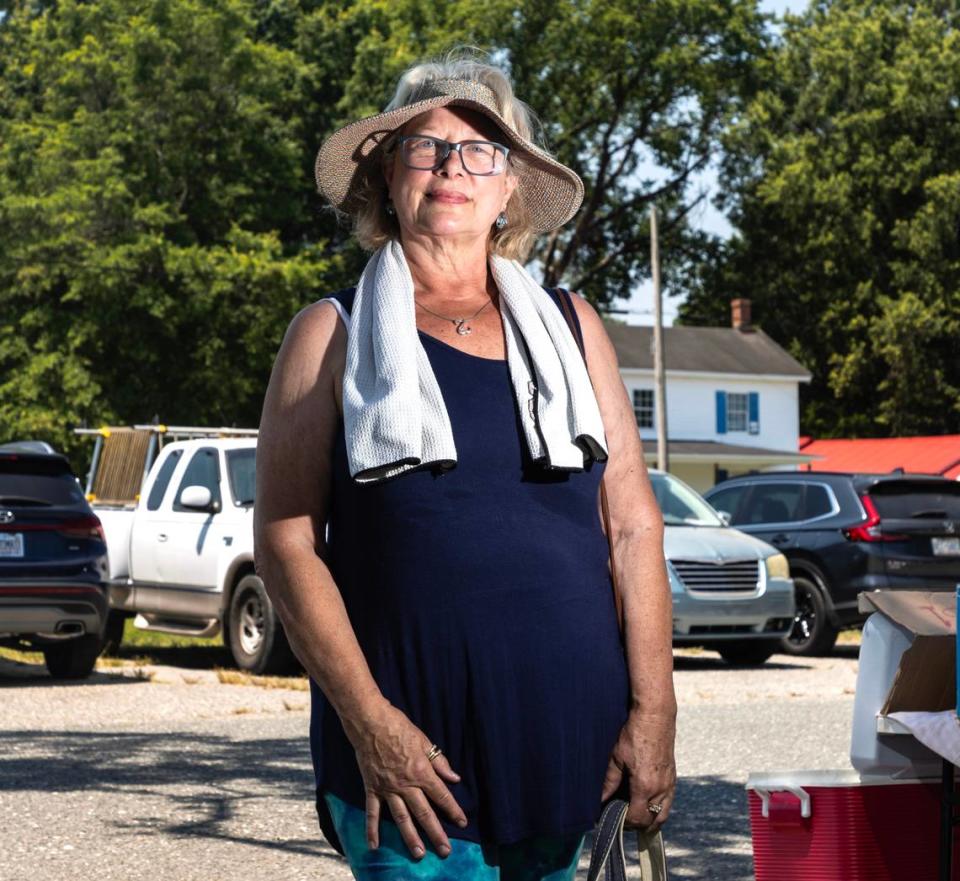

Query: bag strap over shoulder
[554,287,624,634]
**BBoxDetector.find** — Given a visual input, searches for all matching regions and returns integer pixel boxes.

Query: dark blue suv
[704,472,960,655]
[0,443,109,678]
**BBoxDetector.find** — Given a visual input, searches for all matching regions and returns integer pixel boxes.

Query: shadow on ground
[0,727,338,863]
[0,657,149,688]
[577,776,754,879]
[674,642,860,673]
[110,643,236,670]
[1,728,755,878]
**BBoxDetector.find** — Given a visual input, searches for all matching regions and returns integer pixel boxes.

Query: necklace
[415,297,491,336]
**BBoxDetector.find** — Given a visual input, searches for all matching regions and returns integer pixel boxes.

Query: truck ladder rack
[73,422,258,503]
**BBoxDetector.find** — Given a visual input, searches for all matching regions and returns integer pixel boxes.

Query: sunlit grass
[0,646,43,665]
[837,628,862,645]
[115,617,223,650]
[97,654,154,668]
[215,668,308,690]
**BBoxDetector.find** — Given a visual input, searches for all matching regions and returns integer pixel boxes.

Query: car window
[173,448,222,512]
[0,457,85,507]
[741,483,805,525]
[650,473,724,527]
[706,485,749,523]
[226,448,256,506]
[801,484,834,520]
[868,481,960,519]
[146,449,183,511]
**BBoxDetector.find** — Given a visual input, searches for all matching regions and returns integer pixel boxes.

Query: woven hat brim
[314,95,584,232]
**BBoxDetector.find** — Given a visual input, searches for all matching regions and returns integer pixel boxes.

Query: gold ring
[648,802,664,815]
[426,744,442,762]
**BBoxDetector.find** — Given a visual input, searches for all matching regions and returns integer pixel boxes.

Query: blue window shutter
[716,391,727,434]
[748,392,759,434]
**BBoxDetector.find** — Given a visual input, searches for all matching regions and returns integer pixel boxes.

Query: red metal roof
[799,436,960,479]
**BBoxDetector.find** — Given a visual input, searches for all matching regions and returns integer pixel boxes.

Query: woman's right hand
[346,702,469,860]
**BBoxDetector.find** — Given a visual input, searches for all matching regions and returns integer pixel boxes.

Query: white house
[608,300,815,493]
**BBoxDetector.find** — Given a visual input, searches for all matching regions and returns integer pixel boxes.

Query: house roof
[644,440,817,464]
[606,324,811,379]
[798,436,960,480]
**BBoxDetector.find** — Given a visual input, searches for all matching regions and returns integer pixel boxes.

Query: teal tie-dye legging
[324,792,586,880]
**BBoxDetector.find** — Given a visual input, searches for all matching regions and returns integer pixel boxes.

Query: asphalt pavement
[0,646,860,880]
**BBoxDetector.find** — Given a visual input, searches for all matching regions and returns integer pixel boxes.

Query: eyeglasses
[397,135,510,176]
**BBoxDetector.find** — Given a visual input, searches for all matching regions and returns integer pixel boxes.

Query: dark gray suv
[0,443,110,678]
[704,472,960,655]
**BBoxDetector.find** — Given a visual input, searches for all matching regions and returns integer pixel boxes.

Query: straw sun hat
[314,78,584,232]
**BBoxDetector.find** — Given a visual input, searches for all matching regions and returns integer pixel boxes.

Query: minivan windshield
[649,472,724,527]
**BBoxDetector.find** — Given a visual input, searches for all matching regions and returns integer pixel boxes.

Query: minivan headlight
[765,553,790,579]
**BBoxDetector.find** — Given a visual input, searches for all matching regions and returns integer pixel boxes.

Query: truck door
[160,446,226,618]
[129,446,185,586]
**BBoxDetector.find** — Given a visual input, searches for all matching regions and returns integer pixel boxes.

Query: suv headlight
[765,553,790,580]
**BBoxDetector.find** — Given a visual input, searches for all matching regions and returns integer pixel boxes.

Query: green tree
[680,0,960,436]
[0,0,345,468]
[0,0,769,473]
[323,0,769,306]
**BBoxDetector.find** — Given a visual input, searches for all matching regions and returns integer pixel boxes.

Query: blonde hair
[352,50,545,261]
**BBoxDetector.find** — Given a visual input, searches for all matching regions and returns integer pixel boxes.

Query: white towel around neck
[329,239,608,484]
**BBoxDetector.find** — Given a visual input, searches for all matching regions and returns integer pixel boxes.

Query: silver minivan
[649,470,795,665]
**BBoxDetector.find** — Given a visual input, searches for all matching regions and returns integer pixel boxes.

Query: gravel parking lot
[0,646,860,880]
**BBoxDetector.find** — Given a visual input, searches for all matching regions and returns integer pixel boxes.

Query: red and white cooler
[746,768,959,881]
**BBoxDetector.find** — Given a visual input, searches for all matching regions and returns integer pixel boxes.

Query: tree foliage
[0,0,766,469]
[323,0,768,303]
[680,0,960,437]
[0,0,345,467]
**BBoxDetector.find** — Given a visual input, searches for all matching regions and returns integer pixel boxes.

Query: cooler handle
[754,786,811,819]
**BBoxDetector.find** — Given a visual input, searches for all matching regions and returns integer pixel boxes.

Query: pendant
[455,320,472,336]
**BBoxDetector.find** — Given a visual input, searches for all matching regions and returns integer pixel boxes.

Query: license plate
[0,533,24,558]
[932,536,960,556]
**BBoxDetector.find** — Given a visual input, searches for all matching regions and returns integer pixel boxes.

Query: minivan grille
[672,559,761,595]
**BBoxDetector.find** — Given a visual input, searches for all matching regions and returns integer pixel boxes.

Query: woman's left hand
[600,709,677,833]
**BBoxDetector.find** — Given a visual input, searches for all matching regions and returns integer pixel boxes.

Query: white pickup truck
[84,429,293,674]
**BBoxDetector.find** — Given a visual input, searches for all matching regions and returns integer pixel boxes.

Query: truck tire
[227,574,296,675]
[780,574,839,657]
[717,640,778,666]
[102,611,127,655]
[43,635,102,679]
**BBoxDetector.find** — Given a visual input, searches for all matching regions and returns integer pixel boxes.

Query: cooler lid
[746,768,937,790]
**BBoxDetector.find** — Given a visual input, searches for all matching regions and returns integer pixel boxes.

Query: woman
[254,54,676,880]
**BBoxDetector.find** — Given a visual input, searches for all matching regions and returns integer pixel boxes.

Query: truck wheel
[780,574,839,656]
[102,611,127,655]
[228,574,296,675]
[43,635,102,679]
[717,641,779,666]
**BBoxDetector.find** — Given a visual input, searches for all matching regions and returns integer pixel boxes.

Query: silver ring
[426,744,442,762]
[647,802,664,815]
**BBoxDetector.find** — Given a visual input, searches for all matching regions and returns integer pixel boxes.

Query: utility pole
[651,205,669,472]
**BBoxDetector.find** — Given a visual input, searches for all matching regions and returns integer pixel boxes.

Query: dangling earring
[385,200,396,217]
[495,211,508,231]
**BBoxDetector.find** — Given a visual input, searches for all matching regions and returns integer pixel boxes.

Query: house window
[716,390,760,435]
[633,388,654,429]
[727,393,748,432]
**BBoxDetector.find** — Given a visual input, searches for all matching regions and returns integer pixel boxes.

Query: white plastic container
[849,611,942,778]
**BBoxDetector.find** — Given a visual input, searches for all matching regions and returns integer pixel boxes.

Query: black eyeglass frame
[396,135,511,176]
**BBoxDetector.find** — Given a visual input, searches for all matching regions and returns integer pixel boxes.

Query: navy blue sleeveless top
[309,287,630,851]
